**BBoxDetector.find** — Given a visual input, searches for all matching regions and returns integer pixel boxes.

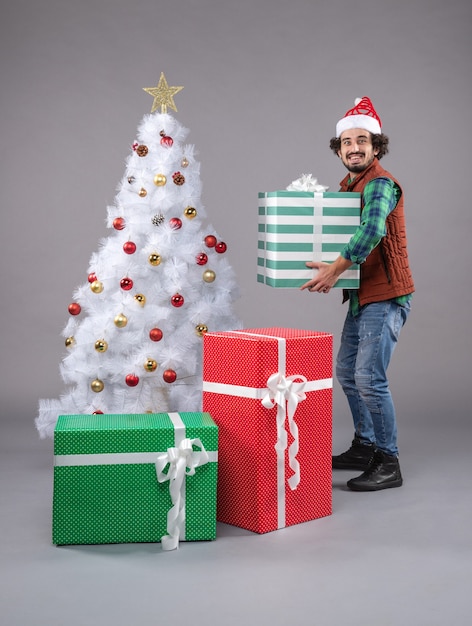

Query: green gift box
[258,191,361,288]
[53,412,218,549]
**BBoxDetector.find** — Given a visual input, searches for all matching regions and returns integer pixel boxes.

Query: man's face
[338,129,379,174]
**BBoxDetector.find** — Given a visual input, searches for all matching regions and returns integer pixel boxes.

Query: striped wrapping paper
[258,191,361,288]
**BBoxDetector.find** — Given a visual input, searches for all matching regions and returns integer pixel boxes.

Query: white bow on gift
[261,373,307,490]
[156,438,210,551]
[286,173,329,192]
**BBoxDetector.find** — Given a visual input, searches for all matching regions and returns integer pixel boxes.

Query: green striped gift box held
[258,191,361,289]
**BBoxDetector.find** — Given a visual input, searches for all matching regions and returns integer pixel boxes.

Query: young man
[301,97,414,491]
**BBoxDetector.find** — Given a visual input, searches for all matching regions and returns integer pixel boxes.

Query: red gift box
[203,328,332,533]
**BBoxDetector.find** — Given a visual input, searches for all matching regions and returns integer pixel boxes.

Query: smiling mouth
[348,153,364,161]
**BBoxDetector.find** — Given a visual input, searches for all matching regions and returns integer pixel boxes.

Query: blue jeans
[336,299,411,456]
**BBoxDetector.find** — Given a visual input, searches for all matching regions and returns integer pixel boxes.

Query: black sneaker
[332,437,376,471]
[347,449,403,491]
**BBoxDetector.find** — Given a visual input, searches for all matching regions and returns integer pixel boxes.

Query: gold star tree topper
[143,72,184,114]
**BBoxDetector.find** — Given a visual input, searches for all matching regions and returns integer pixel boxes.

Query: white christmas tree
[36,73,242,438]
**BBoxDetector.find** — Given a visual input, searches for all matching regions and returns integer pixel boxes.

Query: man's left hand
[300,261,337,293]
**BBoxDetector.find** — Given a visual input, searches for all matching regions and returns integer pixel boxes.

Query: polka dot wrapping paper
[203,328,332,534]
[52,412,218,546]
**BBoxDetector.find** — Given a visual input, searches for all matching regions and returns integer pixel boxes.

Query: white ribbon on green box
[54,412,217,550]
[202,332,332,529]
[155,415,214,551]
[258,190,361,289]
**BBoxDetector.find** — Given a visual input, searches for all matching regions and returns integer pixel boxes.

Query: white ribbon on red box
[261,371,306,494]
[203,331,332,529]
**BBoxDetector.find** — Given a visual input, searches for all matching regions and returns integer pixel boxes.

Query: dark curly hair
[329,133,390,160]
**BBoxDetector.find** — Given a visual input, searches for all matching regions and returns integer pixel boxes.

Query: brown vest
[339,159,415,306]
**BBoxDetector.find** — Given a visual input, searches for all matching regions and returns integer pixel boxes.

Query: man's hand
[300,256,353,293]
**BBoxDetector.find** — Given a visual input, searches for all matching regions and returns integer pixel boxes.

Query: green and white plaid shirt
[340,176,412,316]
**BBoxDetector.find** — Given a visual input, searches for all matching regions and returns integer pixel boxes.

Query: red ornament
[120,277,133,291]
[160,135,174,147]
[125,374,139,387]
[132,142,139,151]
[149,328,163,342]
[68,302,81,316]
[92,410,104,415]
[205,235,217,248]
[169,217,182,230]
[88,272,97,283]
[196,252,208,265]
[215,241,227,253]
[163,369,177,383]
[123,241,137,254]
[113,217,126,231]
[171,293,184,307]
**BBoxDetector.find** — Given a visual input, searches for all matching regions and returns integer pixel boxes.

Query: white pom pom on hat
[336,96,382,137]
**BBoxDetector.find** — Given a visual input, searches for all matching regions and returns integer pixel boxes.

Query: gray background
[1,1,471,624]
[1,0,471,425]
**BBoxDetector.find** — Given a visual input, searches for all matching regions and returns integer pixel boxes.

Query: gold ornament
[90,280,104,294]
[91,379,104,393]
[195,324,208,337]
[148,253,161,266]
[143,72,184,114]
[134,294,146,306]
[114,313,128,328]
[65,336,75,348]
[203,269,216,283]
[184,206,197,219]
[139,187,147,197]
[181,157,189,168]
[153,173,167,186]
[94,339,108,353]
[144,358,158,372]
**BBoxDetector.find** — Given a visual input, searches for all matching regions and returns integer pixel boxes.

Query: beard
[342,153,376,174]
[347,162,368,173]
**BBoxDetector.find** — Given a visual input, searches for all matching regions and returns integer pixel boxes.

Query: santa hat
[336,97,382,137]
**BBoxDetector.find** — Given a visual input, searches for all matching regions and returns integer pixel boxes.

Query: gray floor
[1,415,470,626]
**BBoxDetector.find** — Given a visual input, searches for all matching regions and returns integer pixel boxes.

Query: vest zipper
[379,241,391,283]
